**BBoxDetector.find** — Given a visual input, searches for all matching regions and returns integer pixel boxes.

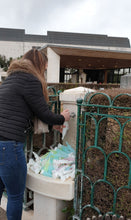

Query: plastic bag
[27,142,75,180]
[34,117,49,134]
[62,121,69,140]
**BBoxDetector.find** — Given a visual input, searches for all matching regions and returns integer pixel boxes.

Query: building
[0,68,7,81]
[0,27,131,83]
[0,27,47,59]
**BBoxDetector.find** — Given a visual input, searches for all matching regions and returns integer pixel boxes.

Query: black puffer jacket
[0,72,65,142]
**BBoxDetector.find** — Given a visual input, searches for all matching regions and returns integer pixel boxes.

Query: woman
[0,49,70,220]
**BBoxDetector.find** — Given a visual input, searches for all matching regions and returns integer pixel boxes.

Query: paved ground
[0,196,33,220]
[0,207,7,220]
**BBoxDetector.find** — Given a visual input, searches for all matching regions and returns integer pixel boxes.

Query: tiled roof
[0,28,130,48]
[46,31,130,48]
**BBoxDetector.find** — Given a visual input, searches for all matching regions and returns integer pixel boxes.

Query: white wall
[0,41,46,59]
[47,47,60,83]
[0,40,47,82]
[0,68,7,81]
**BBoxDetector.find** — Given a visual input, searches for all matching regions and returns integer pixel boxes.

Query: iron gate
[73,92,131,219]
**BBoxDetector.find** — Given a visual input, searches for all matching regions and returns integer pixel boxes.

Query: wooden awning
[41,44,131,70]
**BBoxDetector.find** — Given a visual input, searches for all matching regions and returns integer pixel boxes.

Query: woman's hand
[61,109,70,121]
[53,124,66,133]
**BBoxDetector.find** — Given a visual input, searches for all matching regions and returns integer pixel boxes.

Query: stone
[60,87,95,149]
[120,73,131,89]
[26,170,74,220]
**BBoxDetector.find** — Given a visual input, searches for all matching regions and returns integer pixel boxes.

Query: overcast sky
[1,0,131,43]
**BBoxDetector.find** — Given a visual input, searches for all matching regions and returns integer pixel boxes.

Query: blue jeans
[0,141,27,220]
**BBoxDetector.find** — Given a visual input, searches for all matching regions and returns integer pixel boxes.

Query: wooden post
[104,70,108,83]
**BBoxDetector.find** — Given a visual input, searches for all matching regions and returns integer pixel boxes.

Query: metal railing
[73,92,131,219]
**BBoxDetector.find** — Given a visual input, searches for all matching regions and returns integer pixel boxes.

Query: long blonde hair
[7,49,49,102]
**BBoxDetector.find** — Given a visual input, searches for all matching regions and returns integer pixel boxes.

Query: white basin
[26,170,74,220]
[26,170,74,200]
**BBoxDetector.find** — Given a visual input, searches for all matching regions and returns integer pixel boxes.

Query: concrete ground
[0,207,7,220]
[0,196,34,220]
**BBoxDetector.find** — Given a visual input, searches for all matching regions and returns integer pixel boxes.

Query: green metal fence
[73,92,131,219]
[24,86,61,159]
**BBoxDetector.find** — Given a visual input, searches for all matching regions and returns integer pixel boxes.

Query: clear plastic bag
[27,142,75,180]
[33,117,49,134]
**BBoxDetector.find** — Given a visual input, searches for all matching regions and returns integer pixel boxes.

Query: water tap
[70,112,76,118]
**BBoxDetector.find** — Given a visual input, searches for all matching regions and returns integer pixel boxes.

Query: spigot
[70,112,76,118]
